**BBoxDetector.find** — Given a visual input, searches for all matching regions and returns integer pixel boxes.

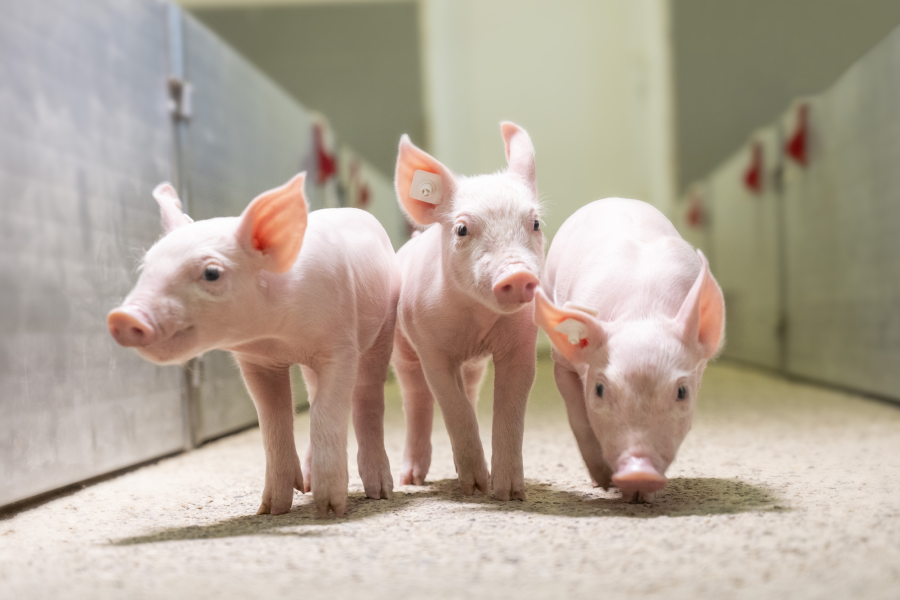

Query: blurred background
[4,0,900,509]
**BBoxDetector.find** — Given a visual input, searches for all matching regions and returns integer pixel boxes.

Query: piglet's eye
[677,385,687,400]
[533,219,540,231]
[204,266,221,282]
[595,384,604,398]
[457,224,468,237]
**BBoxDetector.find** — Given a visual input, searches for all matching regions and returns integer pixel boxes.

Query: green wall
[191,1,425,176]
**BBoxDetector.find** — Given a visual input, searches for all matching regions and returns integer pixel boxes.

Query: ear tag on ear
[410,170,442,205]
[555,319,589,345]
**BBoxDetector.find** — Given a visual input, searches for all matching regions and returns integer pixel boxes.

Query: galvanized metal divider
[675,22,900,403]
[0,0,185,507]
[0,0,405,508]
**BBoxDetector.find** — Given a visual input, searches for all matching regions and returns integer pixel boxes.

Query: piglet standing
[533,198,725,502]
[392,123,544,500]
[107,173,399,517]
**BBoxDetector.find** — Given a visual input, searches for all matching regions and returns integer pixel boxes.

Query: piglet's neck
[445,274,505,335]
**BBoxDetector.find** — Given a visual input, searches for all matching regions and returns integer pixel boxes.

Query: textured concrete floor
[2,359,899,600]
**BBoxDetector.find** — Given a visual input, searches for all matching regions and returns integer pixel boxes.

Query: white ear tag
[410,170,442,205]
[555,319,589,345]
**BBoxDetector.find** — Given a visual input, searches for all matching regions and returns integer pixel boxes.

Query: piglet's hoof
[399,449,431,486]
[257,468,304,515]
[313,476,348,518]
[491,469,526,501]
[360,451,394,500]
[455,456,490,496]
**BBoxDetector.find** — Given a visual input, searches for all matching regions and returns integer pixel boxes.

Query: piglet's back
[286,207,399,344]
[545,198,700,321]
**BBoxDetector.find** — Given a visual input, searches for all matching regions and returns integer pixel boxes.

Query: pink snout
[107,308,156,347]
[492,267,539,305]
[612,456,667,494]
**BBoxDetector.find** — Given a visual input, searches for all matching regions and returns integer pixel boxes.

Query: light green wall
[421,0,676,239]
[190,1,426,176]
[672,0,900,190]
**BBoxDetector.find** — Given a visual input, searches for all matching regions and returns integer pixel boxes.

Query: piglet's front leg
[239,361,304,516]
[490,345,535,501]
[421,354,490,496]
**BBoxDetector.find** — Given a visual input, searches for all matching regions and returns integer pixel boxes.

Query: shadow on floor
[419,477,786,519]
[113,490,440,546]
[113,476,782,545]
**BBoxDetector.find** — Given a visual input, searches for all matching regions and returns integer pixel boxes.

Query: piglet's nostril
[493,268,540,305]
[107,309,156,348]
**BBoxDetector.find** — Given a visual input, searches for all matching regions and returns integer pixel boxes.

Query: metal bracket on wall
[167,2,203,450]
[168,76,192,121]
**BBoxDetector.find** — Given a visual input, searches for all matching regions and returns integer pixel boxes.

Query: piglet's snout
[108,308,156,347]
[612,456,667,493]
[492,266,538,305]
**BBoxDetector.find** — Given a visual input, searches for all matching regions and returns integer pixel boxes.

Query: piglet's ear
[534,288,606,364]
[676,250,725,359]
[394,135,456,226]
[501,122,537,194]
[152,183,193,235]
[238,172,308,274]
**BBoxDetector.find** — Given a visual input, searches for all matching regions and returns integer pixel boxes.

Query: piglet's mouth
[134,326,199,365]
[108,307,197,361]
[612,456,667,503]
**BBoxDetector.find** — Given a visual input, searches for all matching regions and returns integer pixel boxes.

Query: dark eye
[204,266,221,281]
[595,384,604,398]
[677,385,687,400]
[533,219,540,231]
[456,224,468,237]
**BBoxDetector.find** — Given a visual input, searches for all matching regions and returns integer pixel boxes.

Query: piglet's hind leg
[308,357,357,518]
[393,332,434,486]
[352,318,395,500]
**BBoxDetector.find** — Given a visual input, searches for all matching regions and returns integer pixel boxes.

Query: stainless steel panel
[0,0,185,506]
[707,127,783,369]
[781,28,900,398]
[181,13,318,441]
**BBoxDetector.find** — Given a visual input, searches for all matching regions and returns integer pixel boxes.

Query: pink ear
[534,288,606,364]
[238,172,309,274]
[394,135,456,225]
[676,250,725,358]
[152,183,193,234]
[500,122,536,193]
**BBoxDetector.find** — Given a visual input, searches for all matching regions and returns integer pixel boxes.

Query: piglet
[533,198,725,502]
[392,122,544,500]
[107,173,399,517]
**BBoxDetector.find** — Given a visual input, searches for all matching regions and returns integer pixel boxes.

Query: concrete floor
[1,359,899,600]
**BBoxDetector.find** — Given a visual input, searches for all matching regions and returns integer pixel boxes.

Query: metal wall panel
[707,127,783,369]
[0,0,185,506]
[181,13,318,441]
[781,29,900,397]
